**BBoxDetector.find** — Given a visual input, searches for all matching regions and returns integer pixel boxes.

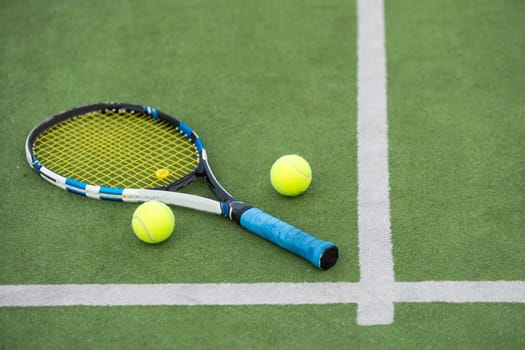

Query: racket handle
[237,207,338,270]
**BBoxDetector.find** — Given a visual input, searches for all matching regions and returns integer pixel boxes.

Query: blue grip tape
[239,208,334,268]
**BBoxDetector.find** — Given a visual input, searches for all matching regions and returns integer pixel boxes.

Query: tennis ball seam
[279,158,312,179]
[132,214,157,243]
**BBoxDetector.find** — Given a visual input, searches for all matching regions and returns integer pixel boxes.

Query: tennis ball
[132,200,175,244]
[270,154,312,196]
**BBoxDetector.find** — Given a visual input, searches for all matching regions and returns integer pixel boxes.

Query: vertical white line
[356,0,395,325]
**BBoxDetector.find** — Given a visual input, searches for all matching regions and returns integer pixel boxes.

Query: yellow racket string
[33,109,199,188]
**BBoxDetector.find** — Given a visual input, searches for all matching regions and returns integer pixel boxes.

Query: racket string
[33,109,199,188]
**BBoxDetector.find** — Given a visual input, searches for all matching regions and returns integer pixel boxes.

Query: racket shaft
[131,189,223,215]
[239,208,337,269]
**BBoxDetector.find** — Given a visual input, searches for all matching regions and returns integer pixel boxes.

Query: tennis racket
[25,103,338,269]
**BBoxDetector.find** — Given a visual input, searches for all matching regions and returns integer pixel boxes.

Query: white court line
[393,282,525,303]
[356,0,395,325]
[1,282,524,307]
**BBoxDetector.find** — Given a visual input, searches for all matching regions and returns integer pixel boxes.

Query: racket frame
[25,103,229,213]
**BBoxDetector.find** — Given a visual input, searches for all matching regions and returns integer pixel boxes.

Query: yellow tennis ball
[131,200,175,244]
[270,154,312,196]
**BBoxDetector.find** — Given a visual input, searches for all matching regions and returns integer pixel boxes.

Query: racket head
[25,103,206,194]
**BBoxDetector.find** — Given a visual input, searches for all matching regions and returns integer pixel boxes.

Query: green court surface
[1,0,524,349]
[387,0,525,282]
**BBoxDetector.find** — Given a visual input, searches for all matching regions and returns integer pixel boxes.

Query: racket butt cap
[320,246,339,270]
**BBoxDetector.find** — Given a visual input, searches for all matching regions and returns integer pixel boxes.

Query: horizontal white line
[393,281,525,303]
[0,283,360,307]
[1,281,524,307]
